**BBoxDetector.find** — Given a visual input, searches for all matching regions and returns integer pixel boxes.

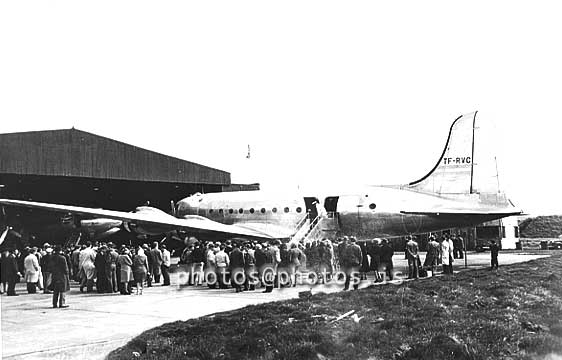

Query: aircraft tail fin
[408,111,512,207]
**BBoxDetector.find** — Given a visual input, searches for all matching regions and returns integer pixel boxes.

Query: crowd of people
[0,240,172,304]
[0,232,484,301]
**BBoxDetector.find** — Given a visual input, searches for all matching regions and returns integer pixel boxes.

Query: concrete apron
[0,253,548,359]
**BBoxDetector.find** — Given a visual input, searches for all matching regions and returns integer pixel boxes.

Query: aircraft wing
[0,199,274,240]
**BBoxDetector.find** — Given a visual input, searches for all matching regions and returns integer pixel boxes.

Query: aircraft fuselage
[176,187,506,240]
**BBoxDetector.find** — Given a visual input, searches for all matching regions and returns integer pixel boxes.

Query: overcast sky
[1,1,561,215]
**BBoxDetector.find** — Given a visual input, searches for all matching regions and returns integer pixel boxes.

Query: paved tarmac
[0,251,549,359]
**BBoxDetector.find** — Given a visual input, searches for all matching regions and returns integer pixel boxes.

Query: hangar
[0,128,256,244]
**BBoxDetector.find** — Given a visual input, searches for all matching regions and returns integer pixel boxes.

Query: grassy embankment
[108,254,562,360]
[520,216,562,238]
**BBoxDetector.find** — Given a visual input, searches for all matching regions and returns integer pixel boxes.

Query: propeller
[170,200,177,217]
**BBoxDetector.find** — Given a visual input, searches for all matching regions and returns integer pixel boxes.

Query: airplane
[0,111,522,244]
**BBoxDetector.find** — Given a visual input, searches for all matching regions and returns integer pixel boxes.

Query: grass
[520,215,562,238]
[107,254,562,360]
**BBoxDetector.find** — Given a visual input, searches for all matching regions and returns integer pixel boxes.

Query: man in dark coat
[94,246,108,293]
[144,244,154,287]
[342,237,363,290]
[262,243,278,293]
[229,243,245,292]
[149,242,163,284]
[380,238,394,280]
[2,248,21,296]
[40,247,53,294]
[51,245,70,308]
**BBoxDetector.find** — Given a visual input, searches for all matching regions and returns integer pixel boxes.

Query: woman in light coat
[440,236,454,275]
[132,247,149,295]
[117,249,133,295]
[24,248,40,293]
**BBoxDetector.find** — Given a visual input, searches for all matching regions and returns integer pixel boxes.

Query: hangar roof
[0,128,230,185]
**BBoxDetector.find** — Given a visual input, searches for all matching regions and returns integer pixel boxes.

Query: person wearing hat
[2,248,21,296]
[24,247,40,293]
[51,245,70,308]
[40,245,54,294]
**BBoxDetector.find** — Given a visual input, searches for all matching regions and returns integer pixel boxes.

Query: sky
[1,1,561,215]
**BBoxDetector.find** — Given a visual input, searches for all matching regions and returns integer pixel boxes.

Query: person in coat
[51,245,70,308]
[24,247,40,293]
[262,242,280,293]
[342,237,363,290]
[215,245,230,289]
[94,246,109,293]
[132,247,149,295]
[380,239,394,281]
[106,244,119,293]
[405,236,420,279]
[423,235,440,275]
[117,248,133,295]
[2,248,21,296]
[79,242,97,293]
[40,246,54,294]
[229,243,245,292]
[243,243,256,291]
[441,234,454,275]
[149,242,163,284]
[288,242,302,287]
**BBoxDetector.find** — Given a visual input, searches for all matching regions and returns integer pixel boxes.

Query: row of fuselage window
[207,206,304,216]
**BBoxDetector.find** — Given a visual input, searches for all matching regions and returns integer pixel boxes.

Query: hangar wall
[0,128,229,184]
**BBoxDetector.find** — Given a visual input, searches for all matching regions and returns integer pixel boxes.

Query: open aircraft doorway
[303,197,320,221]
[324,196,339,218]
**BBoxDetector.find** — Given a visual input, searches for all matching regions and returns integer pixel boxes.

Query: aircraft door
[323,196,339,218]
[303,197,320,220]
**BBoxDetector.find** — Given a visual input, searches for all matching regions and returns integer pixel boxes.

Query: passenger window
[209,209,214,214]
[272,207,277,213]
[369,203,376,210]
[219,209,223,214]
[261,208,266,213]
[250,208,255,214]
[284,207,290,213]
[239,208,244,214]
[296,207,302,213]
[229,209,234,214]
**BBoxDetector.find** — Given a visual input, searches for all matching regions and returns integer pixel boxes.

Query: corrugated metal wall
[0,129,230,185]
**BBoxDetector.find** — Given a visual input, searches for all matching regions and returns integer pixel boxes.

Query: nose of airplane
[177,193,203,216]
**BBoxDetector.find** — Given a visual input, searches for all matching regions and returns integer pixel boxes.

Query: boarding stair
[291,213,339,244]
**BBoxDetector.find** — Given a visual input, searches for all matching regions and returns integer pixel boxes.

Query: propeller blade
[170,200,177,217]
